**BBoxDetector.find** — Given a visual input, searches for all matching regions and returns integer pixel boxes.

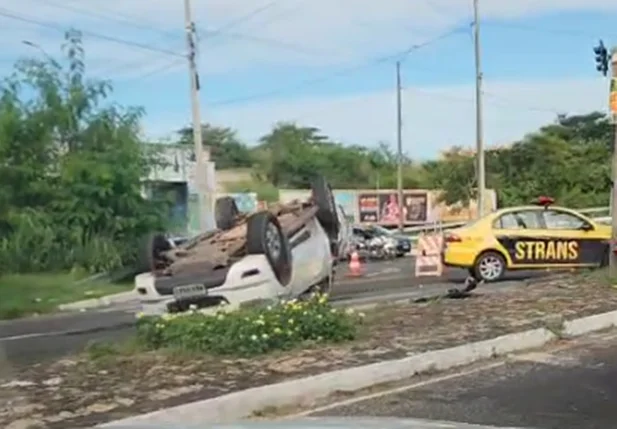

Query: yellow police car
[442,197,612,282]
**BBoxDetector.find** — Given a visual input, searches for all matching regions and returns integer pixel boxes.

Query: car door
[537,208,607,267]
[492,208,550,268]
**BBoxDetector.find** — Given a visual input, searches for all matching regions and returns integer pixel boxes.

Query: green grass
[0,273,133,320]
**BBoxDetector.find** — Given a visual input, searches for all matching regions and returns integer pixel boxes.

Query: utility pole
[473,0,485,219]
[609,50,617,276]
[184,0,212,232]
[396,61,404,231]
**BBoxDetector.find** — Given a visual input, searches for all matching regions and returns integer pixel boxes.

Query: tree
[0,30,165,274]
[177,124,253,169]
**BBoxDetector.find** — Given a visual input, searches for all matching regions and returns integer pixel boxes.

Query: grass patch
[129,294,364,357]
[0,272,132,320]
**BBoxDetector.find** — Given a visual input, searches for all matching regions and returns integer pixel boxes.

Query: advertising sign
[357,191,428,225]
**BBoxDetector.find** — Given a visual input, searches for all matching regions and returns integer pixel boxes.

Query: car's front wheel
[473,251,506,282]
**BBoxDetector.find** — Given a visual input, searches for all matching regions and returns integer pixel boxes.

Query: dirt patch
[2,271,617,428]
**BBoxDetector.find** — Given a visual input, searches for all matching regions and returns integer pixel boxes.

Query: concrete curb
[58,291,137,311]
[101,309,617,427]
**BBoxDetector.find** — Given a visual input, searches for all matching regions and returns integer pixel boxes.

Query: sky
[0,0,616,159]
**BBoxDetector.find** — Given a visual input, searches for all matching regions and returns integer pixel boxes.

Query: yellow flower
[358,312,366,318]
[254,319,265,326]
[288,318,294,325]
[318,295,328,304]
[135,312,145,319]
[345,308,355,315]
[317,336,323,341]
[330,308,337,314]
[251,334,258,341]
[217,314,225,320]
[287,330,293,336]
[261,333,269,340]
[273,327,282,334]
[317,314,323,320]
[155,323,165,329]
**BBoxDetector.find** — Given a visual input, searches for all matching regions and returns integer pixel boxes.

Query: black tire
[136,233,172,273]
[472,251,506,282]
[246,211,292,286]
[310,176,339,239]
[600,243,610,267]
[215,196,239,230]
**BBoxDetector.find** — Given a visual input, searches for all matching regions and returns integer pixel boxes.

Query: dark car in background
[352,224,411,257]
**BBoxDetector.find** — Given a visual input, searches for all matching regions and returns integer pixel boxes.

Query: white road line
[288,333,617,418]
[286,361,506,418]
[0,332,63,342]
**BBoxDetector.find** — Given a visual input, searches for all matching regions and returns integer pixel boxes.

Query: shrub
[135,294,364,356]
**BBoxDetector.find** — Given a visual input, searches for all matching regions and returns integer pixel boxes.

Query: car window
[542,209,588,230]
[493,210,541,229]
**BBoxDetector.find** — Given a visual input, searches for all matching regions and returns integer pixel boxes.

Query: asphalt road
[314,331,617,429]
[0,256,543,365]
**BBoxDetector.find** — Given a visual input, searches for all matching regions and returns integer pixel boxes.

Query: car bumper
[441,247,477,269]
[135,255,288,317]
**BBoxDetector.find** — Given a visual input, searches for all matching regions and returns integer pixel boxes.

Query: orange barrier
[346,250,364,277]
[414,234,443,276]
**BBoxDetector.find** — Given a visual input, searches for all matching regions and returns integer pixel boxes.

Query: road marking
[0,332,55,342]
[286,361,506,418]
[509,351,580,366]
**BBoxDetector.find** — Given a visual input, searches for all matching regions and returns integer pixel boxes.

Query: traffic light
[593,40,609,76]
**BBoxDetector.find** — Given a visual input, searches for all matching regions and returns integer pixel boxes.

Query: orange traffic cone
[346,251,363,277]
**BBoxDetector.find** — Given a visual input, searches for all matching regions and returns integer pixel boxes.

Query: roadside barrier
[414,234,443,276]
[346,250,364,277]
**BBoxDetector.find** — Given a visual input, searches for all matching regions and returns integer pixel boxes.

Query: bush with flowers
[135,293,365,356]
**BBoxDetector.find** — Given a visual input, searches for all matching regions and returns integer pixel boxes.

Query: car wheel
[136,233,172,273]
[310,175,340,240]
[215,196,240,230]
[473,251,506,282]
[246,211,292,286]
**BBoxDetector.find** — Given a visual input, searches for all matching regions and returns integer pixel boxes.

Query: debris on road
[1,270,616,429]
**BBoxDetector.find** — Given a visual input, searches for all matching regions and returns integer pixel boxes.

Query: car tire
[310,176,340,240]
[215,196,240,230]
[136,233,172,273]
[246,211,292,286]
[472,251,506,282]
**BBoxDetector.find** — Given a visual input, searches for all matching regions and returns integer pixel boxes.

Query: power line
[201,29,329,57]
[30,0,182,39]
[0,7,184,57]
[484,21,617,40]
[284,85,567,128]
[206,0,282,40]
[208,24,470,107]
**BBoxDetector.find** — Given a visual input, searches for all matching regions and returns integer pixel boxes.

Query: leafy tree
[0,30,165,274]
[177,124,253,169]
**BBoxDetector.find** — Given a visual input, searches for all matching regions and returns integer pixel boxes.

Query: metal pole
[184,0,211,232]
[396,61,404,231]
[609,51,617,277]
[473,0,485,219]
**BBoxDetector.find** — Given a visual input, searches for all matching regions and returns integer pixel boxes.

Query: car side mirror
[580,223,593,231]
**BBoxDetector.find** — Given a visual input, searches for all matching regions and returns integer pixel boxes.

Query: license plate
[173,284,207,300]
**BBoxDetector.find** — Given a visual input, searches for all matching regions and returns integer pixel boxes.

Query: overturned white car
[135,176,347,315]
